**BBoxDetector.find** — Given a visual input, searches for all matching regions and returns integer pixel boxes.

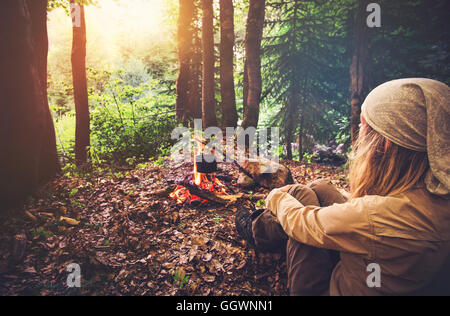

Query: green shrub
[54,111,76,159]
[52,76,176,166]
[89,79,177,164]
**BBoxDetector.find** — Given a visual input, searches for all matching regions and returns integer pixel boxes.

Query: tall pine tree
[264,0,352,159]
[220,0,238,129]
[201,0,218,128]
[241,0,266,130]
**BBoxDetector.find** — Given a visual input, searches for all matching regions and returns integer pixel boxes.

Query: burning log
[171,180,266,206]
[174,180,242,205]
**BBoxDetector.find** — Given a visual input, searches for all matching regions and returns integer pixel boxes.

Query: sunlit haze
[48,0,177,78]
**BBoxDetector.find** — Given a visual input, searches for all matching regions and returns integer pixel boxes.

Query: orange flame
[170,136,228,205]
[170,162,229,205]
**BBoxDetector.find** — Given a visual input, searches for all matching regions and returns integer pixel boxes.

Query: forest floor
[0,159,348,296]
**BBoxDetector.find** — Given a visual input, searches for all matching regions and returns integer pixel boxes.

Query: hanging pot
[195,154,217,174]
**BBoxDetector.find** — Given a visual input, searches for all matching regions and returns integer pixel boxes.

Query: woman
[236,78,450,296]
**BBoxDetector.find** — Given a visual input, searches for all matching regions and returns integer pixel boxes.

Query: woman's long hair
[349,124,429,198]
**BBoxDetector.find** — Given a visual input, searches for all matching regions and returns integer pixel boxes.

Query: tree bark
[176,0,195,123]
[350,0,372,145]
[241,0,265,130]
[298,114,304,161]
[0,0,58,208]
[29,0,59,182]
[219,0,238,129]
[201,0,218,128]
[243,59,249,112]
[284,94,295,160]
[71,0,90,165]
[187,1,203,121]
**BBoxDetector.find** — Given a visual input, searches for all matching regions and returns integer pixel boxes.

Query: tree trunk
[241,0,265,130]
[219,0,238,129]
[298,113,304,161]
[187,1,203,121]
[201,0,218,128]
[29,0,59,182]
[0,0,58,208]
[350,0,372,145]
[189,37,203,121]
[243,59,248,112]
[71,0,90,165]
[176,0,195,123]
[285,93,295,160]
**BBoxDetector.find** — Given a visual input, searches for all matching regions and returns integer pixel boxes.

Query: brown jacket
[266,187,450,296]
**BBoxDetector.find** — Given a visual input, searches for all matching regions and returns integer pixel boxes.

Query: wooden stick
[152,185,176,197]
[178,182,266,205]
[180,181,243,205]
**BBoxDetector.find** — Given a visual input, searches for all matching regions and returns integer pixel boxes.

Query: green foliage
[260,0,449,158]
[71,198,86,208]
[48,1,178,167]
[173,269,190,289]
[47,0,449,168]
[48,81,73,115]
[89,79,177,164]
[47,0,98,13]
[54,112,76,159]
[212,214,223,225]
[31,227,53,240]
[256,199,266,208]
[371,0,450,85]
[52,61,177,166]
[69,188,79,197]
[47,0,70,12]
[303,152,317,164]
[262,0,353,157]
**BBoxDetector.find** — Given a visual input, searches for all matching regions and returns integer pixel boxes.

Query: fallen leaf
[59,217,80,226]
[203,275,215,283]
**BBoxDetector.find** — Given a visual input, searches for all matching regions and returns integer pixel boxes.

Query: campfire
[168,138,268,207]
[170,154,231,205]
